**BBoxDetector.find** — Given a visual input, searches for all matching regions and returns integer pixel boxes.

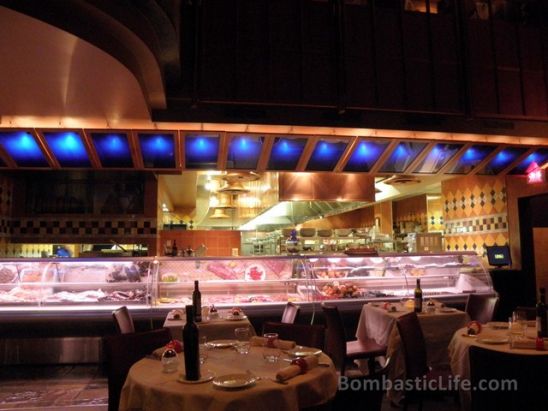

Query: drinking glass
[161,348,178,373]
[199,336,208,364]
[512,310,528,338]
[263,332,279,348]
[234,327,250,355]
[262,346,281,363]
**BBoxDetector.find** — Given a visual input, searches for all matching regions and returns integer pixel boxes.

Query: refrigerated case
[0,252,493,315]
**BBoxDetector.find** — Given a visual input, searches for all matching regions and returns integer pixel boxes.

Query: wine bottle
[171,240,178,257]
[183,305,200,381]
[192,280,202,322]
[536,288,547,338]
[414,278,423,313]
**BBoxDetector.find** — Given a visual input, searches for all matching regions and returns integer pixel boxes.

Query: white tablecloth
[164,312,256,341]
[119,347,337,411]
[355,303,468,402]
[448,325,548,410]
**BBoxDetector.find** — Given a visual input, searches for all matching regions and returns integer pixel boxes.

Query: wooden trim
[403,141,436,174]
[256,135,274,172]
[217,132,228,170]
[180,130,186,170]
[174,130,183,169]
[436,142,473,175]
[468,145,505,176]
[499,146,536,176]
[295,136,319,171]
[80,129,101,169]
[34,129,60,168]
[334,136,359,172]
[128,130,144,169]
[369,139,399,174]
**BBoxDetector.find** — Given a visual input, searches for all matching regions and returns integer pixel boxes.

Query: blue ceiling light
[478,147,528,175]
[344,140,389,172]
[43,131,90,167]
[91,132,133,168]
[414,143,463,174]
[185,135,219,169]
[509,148,548,175]
[380,141,427,173]
[306,140,348,171]
[268,137,307,170]
[447,144,495,174]
[139,133,176,168]
[227,135,262,169]
[0,131,48,167]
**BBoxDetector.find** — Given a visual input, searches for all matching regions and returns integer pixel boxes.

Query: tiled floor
[0,365,107,410]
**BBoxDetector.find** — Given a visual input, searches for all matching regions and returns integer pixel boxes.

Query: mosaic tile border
[444,213,508,236]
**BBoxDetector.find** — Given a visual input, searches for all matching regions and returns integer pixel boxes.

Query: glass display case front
[0,252,494,315]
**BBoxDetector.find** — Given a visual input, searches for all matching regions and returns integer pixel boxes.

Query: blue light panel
[185,135,219,169]
[478,147,528,175]
[413,143,463,174]
[306,140,348,171]
[379,141,427,173]
[139,133,176,168]
[268,138,307,170]
[446,145,496,174]
[227,135,263,169]
[509,148,548,175]
[43,131,90,168]
[344,140,389,172]
[0,131,48,167]
[91,132,133,168]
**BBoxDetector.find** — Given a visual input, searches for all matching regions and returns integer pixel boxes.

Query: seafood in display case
[0,252,494,313]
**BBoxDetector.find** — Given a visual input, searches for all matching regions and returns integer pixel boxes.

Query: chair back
[321,303,347,371]
[262,321,325,349]
[103,327,171,411]
[112,306,135,334]
[465,294,499,324]
[333,357,391,411]
[396,312,428,380]
[281,302,301,324]
[469,345,548,411]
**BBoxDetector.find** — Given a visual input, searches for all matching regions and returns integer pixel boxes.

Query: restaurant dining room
[0,1,548,411]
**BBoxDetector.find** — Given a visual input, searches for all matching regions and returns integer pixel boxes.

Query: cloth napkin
[511,338,547,350]
[275,355,319,382]
[249,336,296,350]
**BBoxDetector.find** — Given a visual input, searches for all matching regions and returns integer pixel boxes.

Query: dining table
[119,344,338,411]
[448,323,548,411]
[355,302,468,402]
[163,310,257,341]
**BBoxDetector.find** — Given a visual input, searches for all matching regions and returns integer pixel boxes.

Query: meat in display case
[0,252,493,314]
[155,252,494,310]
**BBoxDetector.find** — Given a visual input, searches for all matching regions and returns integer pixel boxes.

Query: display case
[0,252,493,316]
[155,252,494,311]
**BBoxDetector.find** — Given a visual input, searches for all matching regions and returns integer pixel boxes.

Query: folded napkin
[275,355,319,382]
[249,336,296,350]
[511,338,547,350]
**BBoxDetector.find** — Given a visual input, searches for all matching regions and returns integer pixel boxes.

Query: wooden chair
[396,312,453,411]
[469,345,548,411]
[321,303,386,376]
[465,294,499,324]
[281,301,301,324]
[262,321,325,349]
[112,306,135,334]
[333,357,391,411]
[103,327,171,411]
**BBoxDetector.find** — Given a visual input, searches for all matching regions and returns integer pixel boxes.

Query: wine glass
[199,336,208,364]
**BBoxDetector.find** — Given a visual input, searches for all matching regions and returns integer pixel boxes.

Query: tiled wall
[442,175,509,256]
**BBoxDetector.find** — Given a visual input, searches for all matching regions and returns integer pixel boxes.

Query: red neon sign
[527,163,545,184]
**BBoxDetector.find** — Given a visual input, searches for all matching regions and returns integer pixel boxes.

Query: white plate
[487,321,509,330]
[207,339,238,348]
[225,315,248,321]
[285,346,322,358]
[438,308,457,313]
[478,337,509,345]
[212,373,257,389]
[177,371,215,384]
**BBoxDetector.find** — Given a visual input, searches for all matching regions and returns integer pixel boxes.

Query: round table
[119,346,337,411]
[448,325,548,411]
